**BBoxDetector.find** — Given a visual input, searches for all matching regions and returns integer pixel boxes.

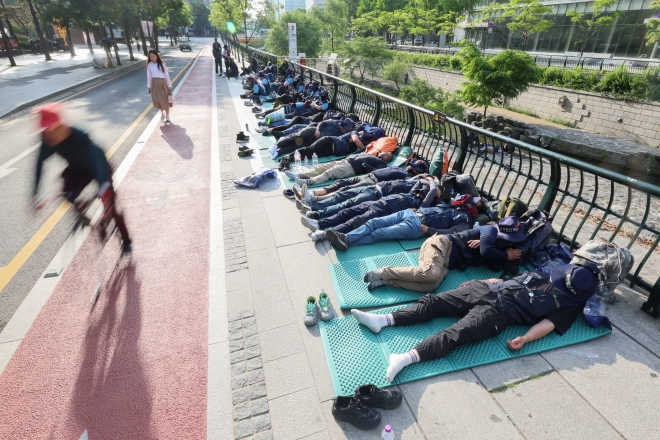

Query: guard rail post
[330,78,339,108]
[404,107,415,146]
[373,95,382,127]
[348,85,357,114]
[453,126,469,172]
[642,281,660,318]
[538,160,561,213]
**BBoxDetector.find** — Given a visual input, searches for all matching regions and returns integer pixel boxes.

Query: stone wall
[411,65,660,149]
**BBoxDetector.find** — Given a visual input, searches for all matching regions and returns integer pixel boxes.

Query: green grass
[491,371,553,393]
[545,116,575,127]
[503,105,539,118]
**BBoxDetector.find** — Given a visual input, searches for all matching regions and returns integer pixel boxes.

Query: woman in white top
[146,49,173,122]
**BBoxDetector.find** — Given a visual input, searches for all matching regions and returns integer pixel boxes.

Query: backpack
[517,209,554,257]
[439,171,458,202]
[451,194,477,221]
[439,172,479,202]
[361,124,386,142]
[571,240,634,304]
[497,196,528,221]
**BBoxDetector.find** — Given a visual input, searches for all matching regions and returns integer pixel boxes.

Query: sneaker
[255,113,266,119]
[160,112,165,121]
[251,106,262,113]
[292,185,303,201]
[318,291,335,321]
[239,145,251,152]
[240,93,250,99]
[268,144,278,156]
[304,185,316,203]
[354,384,403,410]
[311,230,326,242]
[261,130,273,136]
[331,396,381,431]
[237,149,254,157]
[244,100,254,106]
[272,131,283,140]
[283,189,295,199]
[165,115,171,123]
[236,132,250,142]
[295,176,310,186]
[300,216,319,232]
[306,211,320,220]
[295,199,310,213]
[284,169,298,179]
[326,229,348,252]
[304,296,318,326]
[122,240,133,255]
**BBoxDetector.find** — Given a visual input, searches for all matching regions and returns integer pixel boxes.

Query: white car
[179,37,192,51]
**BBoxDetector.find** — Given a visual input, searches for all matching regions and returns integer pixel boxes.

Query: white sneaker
[300,216,319,231]
[311,230,326,242]
[160,112,165,121]
[166,115,171,123]
[268,144,278,155]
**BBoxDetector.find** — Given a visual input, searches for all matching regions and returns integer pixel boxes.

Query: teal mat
[319,308,611,395]
[334,241,405,263]
[330,252,502,308]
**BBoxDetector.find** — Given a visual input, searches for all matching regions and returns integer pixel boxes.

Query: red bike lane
[0,49,213,439]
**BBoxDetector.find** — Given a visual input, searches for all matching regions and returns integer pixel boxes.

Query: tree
[190,1,210,36]
[400,77,464,117]
[309,0,348,52]
[566,0,620,57]
[37,0,76,56]
[436,12,464,49]
[156,1,192,39]
[339,36,391,82]
[482,0,552,50]
[459,49,539,118]
[645,0,660,47]
[265,10,322,57]
[381,57,410,90]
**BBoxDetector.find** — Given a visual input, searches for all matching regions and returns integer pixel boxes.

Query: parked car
[403,40,413,45]
[179,37,192,51]
[414,36,423,46]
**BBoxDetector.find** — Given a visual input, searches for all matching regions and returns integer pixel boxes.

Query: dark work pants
[392,281,509,361]
[318,200,379,229]
[276,127,317,156]
[214,57,223,74]
[271,116,308,132]
[334,203,391,234]
[292,136,336,161]
[322,174,378,196]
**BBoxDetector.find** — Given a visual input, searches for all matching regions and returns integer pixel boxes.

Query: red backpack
[452,194,477,221]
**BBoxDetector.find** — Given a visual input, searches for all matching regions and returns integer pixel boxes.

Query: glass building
[464,0,659,58]
[285,0,307,12]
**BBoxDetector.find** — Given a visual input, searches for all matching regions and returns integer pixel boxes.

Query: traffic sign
[433,111,446,125]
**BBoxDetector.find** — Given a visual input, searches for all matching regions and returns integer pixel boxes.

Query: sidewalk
[0,40,659,440]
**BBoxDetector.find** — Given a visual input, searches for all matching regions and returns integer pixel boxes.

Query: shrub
[642,66,660,101]
[595,65,646,100]
[399,77,464,117]
[18,37,30,50]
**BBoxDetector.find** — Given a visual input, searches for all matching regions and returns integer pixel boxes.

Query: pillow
[429,147,449,178]
[389,146,414,168]
[365,137,398,156]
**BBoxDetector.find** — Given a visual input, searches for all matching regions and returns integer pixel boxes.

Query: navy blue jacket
[371,167,408,182]
[346,153,388,175]
[447,225,509,271]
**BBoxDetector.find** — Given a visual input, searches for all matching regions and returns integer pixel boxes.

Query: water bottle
[294,150,302,170]
[381,424,394,440]
[473,221,480,229]
[304,157,309,167]
[312,152,318,167]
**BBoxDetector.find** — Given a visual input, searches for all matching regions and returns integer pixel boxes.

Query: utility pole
[25,0,51,60]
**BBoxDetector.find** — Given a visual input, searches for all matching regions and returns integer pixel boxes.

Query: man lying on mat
[352,262,601,382]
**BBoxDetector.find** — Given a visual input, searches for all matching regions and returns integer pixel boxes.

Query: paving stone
[253,431,274,440]
[229,330,243,341]
[247,356,263,371]
[250,382,268,399]
[230,350,246,364]
[228,321,243,332]
[232,374,248,390]
[248,368,264,385]
[245,345,261,359]
[243,316,256,327]
[251,397,269,416]
[242,309,255,318]
[243,326,258,337]
[233,402,251,421]
[231,362,246,376]
[232,388,250,405]
[233,419,254,439]
[228,312,242,322]
[229,339,244,352]
[252,414,272,433]
[244,335,260,348]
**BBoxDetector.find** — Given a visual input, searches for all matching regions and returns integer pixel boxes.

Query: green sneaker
[304,296,318,326]
[318,290,335,322]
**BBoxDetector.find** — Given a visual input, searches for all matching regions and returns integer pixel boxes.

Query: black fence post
[331,78,339,108]
[642,281,660,318]
[404,107,415,146]
[538,160,561,213]
[453,126,469,172]
[348,85,357,113]
[373,95,381,127]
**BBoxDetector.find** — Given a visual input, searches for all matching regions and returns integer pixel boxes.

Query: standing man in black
[212,38,223,76]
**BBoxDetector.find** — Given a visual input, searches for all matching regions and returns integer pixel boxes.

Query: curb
[0,60,145,120]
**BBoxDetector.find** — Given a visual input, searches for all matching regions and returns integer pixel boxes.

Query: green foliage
[17,36,30,50]
[393,51,453,70]
[399,77,464,117]
[265,10,322,57]
[545,116,575,127]
[460,49,539,118]
[538,66,599,91]
[482,0,552,50]
[595,65,647,100]
[645,18,660,46]
[566,0,620,57]
[190,1,211,36]
[340,36,391,82]
[382,58,411,90]
[310,0,349,52]
[503,104,538,118]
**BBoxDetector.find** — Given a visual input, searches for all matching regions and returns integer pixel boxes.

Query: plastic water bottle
[473,221,480,229]
[381,424,394,440]
[304,157,309,167]
[312,152,318,167]
[294,150,302,170]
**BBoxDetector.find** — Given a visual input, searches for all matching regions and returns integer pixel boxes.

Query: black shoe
[252,106,262,113]
[236,131,250,142]
[332,396,381,430]
[306,211,320,220]
[283,189,295,199]
[326,229,348,252]
[354,385,403,410]
[238,149,254,157]
[262,130,273,137]
[239,145,251,152]
[272,131,283,140]
[122,240,133,255]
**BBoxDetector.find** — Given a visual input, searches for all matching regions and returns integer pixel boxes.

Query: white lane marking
[0,45,204,375]
[0,168,17,179]
[0,143,40,178]
[79,429,89,440]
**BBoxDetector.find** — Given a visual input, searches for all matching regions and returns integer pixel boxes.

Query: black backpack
[500,209,554,276]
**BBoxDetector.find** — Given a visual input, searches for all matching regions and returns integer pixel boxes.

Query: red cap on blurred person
[32,102,63,131]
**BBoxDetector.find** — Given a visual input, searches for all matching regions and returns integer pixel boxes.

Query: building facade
[306,0,324,10]
[464,0,659,58]
[285,0,307,12]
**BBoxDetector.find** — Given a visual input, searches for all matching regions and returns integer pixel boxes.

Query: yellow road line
[0,50,199,295]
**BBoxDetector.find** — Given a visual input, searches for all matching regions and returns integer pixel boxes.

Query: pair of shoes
[295,199,310,213]
[239,145,251,152]
[331,385,403,431]
[326,229,348,252]
[278,157,291,171]
[251,106,262,113]
[300,216,319,231]
[236,132,250,142]
[283,189,295,199]
[306,210,320,220]
[303,291,335,326]
[240,93,250,99]
[238,149,254,157]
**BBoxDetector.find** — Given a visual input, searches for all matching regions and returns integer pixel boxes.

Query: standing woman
[146,49,173,122]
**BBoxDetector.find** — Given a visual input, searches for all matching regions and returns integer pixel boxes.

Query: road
[0,39,205,333]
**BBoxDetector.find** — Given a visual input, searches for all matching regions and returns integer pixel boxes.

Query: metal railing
[228,38,660,318]
[386,44,660,75]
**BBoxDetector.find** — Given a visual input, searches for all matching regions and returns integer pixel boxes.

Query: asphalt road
[0,39,206,333]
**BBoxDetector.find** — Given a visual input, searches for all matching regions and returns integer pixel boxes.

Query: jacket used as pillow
[365,136,398,156]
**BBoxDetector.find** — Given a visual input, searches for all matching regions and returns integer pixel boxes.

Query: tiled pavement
[213,54,660,438]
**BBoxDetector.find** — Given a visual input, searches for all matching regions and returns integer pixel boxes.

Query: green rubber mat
[330,252,503,308]
[319,308,611,396]
[334,241,405,264]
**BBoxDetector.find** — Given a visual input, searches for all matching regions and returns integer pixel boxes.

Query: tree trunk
[108,25,121,66]
[123,18,135,61]
[152,22,159,52]
[5,12,14,36]
[64,23,75,56]
[0,17,16,67]
[100,23,114,67]
[26,0,51,61]
[84,27,94,53]
[483,105,488,119]
[137,17,148,56]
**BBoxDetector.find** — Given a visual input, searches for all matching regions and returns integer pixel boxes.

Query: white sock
[386,351,417,382]
[271,151,278,160]
[351,310,392,333]
[268,144,278,155]
[311,230,326,242]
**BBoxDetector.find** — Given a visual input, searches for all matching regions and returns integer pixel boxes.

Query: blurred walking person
[146,49,173,122]
[212,38,223,76]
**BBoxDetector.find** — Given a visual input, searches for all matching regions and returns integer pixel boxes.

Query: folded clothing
[234,168,278,188]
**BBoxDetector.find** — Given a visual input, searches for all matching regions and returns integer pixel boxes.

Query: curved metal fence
[228,39,660,318]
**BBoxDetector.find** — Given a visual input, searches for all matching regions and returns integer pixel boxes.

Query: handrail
[227,37,660,318]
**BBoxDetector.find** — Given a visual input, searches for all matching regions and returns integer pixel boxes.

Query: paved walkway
[0,40,659,440]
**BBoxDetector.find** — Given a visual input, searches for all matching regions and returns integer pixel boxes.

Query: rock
[473,121,483,127]
[467,114,475,123]
[486,128,494,131]
[527,136,540,146]
[475,114,483,121]
[496,116,504,123]
[505,118,515,125]
[513,121,525,128]
[483,118,494,128]
[498,130,511,136]
[509,132,521,140]
[539,136,553,148]
[523,129,535,136]
[519,134,529,143]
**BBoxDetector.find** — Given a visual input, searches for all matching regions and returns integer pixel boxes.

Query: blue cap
[497,216,526,242]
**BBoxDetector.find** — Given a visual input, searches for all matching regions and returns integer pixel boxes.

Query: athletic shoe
[295,199,310,213]
[251,106,262,113]
[268,144,278,156]
[283,189,295,199]
[318,291,335,321]
[160,113,165,122]
[165,115,171,123]
[272,131,283,140]
[122,240,133,255]
[306,211,320,220]
[300,216,319,232]
[255,113,266,119]
[303,185,316,203]
[284,169,298,179]
[363,270,383,283]
[292,185,303,201]
[367,280,388,291]
[244,100,254,106]
[239,145,251,152]
[237,149,254,157]
[331,396,381,431]
[303,296,318,326]
[262,130,273,136]
[236,132,250,142]
[311,230,326,242]
[326,229,348,252]
[240,93,250,99]
[295,176,310,186]
[353,385,403,410]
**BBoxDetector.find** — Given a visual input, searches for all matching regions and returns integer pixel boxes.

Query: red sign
[0,36,20,50]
